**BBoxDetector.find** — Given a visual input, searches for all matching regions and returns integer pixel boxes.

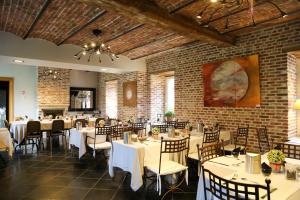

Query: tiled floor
[0,145,197,200]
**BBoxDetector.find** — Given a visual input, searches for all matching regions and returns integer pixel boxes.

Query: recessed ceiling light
[13,59,24,63]
[101,68,107,71]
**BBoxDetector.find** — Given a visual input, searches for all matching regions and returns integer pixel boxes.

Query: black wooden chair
[111,126,130,140]
[166,120,177,128]
[197,140,225,166]
[224,125,249,154]
[274,142,300,160]
[86,126,112,158]
[202,129,220,148]
[175,121,189,129]
[144,136,190,199]
[24,121,42,154]
[132,122,146,135]
[202,167,271,200]
[151,124,168,133]
[48,120,67,156]
[74,119,88,128]
[257,126,272,154]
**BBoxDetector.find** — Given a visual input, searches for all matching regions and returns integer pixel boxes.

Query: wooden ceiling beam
[130,40,198,60]
[58,10,107,46]
[23,0,51,39]
[117,33,176,55]
[78,0,235,46]
[105,23,144,43]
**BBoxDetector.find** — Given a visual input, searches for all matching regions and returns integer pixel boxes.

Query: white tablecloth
[109,131,230,191]
[197,154,300,200]
[10,120,72,144]
[0,128,13,157]
[69,127,106,158]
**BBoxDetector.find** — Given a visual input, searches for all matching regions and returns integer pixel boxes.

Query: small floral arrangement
[98,120,105,127]
[152,127,160,135]
[267,149,285,163]
[185,122,193,131]
[127,116,134,124]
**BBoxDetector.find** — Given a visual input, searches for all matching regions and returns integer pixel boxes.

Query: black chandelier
[74,29,119,63]
[196,0,288,32]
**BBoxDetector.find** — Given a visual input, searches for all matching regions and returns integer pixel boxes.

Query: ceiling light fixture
[13,59,24,63]
[40,68,63,81]
[74,29,119,63]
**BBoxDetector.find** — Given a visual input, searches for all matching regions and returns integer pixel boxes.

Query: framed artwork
[203,54,260,107]
[123,81,137,107]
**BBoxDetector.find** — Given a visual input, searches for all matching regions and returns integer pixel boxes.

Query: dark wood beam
[117,33,176,55]
[78,0,235,46]
[130,40,198,60]
[105,23,144,43]
[58,10,107,45]
[169,0,197,14]
[226,8,300,34]
[23,0,51,39]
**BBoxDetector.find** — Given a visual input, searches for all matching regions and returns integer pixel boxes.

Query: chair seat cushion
[188,152,199,160]
[145,160,188,176]
[224,144,244,151]
[87,142,111,150]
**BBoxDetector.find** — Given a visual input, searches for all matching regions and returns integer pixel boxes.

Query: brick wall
[98,71,147,121]
[146,20,300,151]
[37,67,70,108]
[150,74,166,121]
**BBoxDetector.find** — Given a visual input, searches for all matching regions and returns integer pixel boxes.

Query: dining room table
[0,128,13,158]
[10,119,72,144]
[197,154,300,200]
[108,130,231,191]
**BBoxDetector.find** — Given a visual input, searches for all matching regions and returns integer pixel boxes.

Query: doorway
[0,78,14,124]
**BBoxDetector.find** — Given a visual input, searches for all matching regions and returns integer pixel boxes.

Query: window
[165,76,174,112]
[105,80,118,118]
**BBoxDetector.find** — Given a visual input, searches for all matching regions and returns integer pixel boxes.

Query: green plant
[164,111,174,117]
[152,127,160,134]
[267,150,285,163]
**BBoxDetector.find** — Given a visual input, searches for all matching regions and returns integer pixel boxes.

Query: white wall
[70,70,98,88]
[0,63,37,119]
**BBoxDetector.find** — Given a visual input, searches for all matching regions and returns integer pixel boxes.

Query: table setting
[197,152,300,200]
[109,129,231,191]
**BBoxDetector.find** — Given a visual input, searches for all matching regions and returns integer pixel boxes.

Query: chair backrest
[166,120,177,128]
[52,120,64,133]
[175,121,189,129]
[112,126,128,140]
[26,121,41,136]
[74,119,88,128]
[202,167,271,200]
[257,126,271,154]
[95,117,105,127]
[159,136,190,174]
[235,125,249,148]
[197,141,224,165]
[202,129,220,147]
[132,122,144,130]
[274,143,300,160]
[151,124,168,133]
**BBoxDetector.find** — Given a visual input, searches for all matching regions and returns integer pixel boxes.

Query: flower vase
[153,133,159,140]
[269,162,283,173]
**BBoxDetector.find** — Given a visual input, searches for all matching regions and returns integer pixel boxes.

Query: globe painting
[203,55,260,107]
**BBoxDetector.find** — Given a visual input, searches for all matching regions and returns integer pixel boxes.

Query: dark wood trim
[69,87,96,112]
[23,0,52,39]
[105,24,144,43]
[58,10,107,45]
[283,45,300,53]
[169,0,197,14]
[78,0,235,46]
[117,33,176,54]
[131,40,197,60]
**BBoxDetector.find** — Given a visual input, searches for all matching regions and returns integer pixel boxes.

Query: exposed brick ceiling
[0,0,299,60]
